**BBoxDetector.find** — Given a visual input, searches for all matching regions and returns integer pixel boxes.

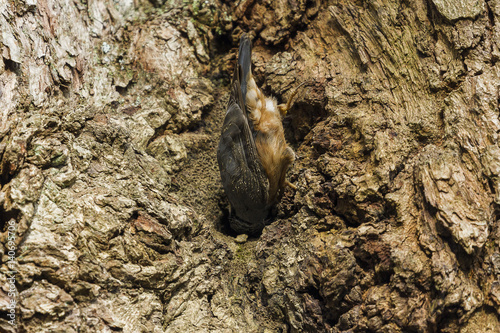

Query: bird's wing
[217,65,270,233]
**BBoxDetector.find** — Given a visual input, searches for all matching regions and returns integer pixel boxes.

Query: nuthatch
[217,33,300,235]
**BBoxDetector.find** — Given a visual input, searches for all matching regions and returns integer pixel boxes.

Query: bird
[217,33,300,235]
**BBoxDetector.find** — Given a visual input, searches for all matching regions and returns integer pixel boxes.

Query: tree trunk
[1,0,500,332]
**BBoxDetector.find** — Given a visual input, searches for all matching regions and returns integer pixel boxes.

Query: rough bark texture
[1,0,500,332]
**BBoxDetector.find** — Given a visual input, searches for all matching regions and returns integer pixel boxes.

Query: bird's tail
[238,33,252,104]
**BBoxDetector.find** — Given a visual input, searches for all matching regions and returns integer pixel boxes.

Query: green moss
[234,244,253,262]
[51,152,68,167]
[192,0,201,16]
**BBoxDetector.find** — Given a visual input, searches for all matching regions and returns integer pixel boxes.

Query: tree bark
[1,0,500,332]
